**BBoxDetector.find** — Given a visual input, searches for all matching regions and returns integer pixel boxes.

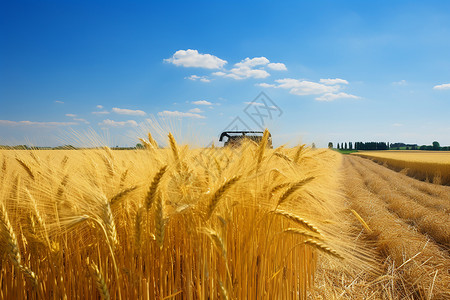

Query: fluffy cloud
[319,78,349,85]
[55,100,64,104]
[0,120,77,126]
[65,114,77,117]
[73,118,90,124]
[158,110,205,119]
[259,77,360,101]
[315,92,360,102]
[165,49,227,69]
[112,107,146,116]
[192,100,212,105]
[98,119,138,127]
[275,79,340,95]
[92,111,110,115]
[188,108,203,113]
[96,105,104,109]
[267,63,287,71]
[256,83,276,88]
[186,75,211,82]
[433,83,450,90]
[212,57,286,80]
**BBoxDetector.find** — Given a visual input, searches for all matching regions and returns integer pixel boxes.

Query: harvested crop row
[351,155,450,212]
[353,151,450,186]
[349,156,450,246]
[342,157,450,299]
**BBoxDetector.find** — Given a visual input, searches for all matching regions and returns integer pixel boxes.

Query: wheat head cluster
[0,130,367,299]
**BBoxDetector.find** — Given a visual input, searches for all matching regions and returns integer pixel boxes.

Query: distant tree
[136,143,144,149]
[344,142,348,150]
[349,142,353,150]
[337,143,340,149]
[311,143,316,149]
[328,142,333,149]
[432,141,440,150]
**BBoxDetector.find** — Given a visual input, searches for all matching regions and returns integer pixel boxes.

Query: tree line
[328,141,449,151]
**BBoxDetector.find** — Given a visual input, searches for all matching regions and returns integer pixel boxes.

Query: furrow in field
[348,156,450,247]
[352,154,450,200]
[351,156,450,213]
[342,157,450,299]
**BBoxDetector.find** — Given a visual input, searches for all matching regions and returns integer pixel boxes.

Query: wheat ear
[283,228,324,242]
[218,279,229,300]
[102,200,118,249]
[293,144,306,163]
[274,209,321,234]
[148,132,158,148]
[256,129,270,168]
[154,191,166,249]
[134,206,144,250]
[274,152,293,163]
[202,228,227,258]
[109,185,137,206]
[277,177,314,207]
[304,239,344,260]
[89,261,110,300]
[145,165,167,210]
[168,132,180,163]
[15,157,35,180]
[207,176,241,219]
[0,202,39,286]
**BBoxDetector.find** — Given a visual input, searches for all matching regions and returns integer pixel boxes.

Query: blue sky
[1,1,450,147]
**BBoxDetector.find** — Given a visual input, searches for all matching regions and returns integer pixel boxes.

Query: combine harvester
[219,131,273,148]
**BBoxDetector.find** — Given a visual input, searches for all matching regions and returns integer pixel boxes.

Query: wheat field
[0,131,375,299]
[1,132,449,299]
[352,150,450,185]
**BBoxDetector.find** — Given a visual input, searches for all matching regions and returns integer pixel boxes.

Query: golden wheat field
[1,132,449,299]
[352,150,450,186]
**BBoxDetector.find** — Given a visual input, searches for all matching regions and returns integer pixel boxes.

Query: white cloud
[73,118,90,124]
[164,49,227,69]
[393,123,403,127]
[98,119,138,127]
[256,83,276,88]
[212,57,288,80]
[214,57,271,80]
[0,120,77,126]
[96,105,104,109]
[186,75,211,82]
[112,107,146,116]
[244,102,277,109]
[267,63,287,71]
[92,111,110,115]
[433,83,450,90]
[275,78,340,95]
[55,100,64,104]
[392,80,407,86]
[65,113,77,117]
[188,108,204,113]
[158,110,205,119]
[319,78,349,85]
[315,92,360,102]
[192,100,212,105]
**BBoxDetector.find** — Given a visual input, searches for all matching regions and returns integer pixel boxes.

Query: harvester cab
[219,131,273,148]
